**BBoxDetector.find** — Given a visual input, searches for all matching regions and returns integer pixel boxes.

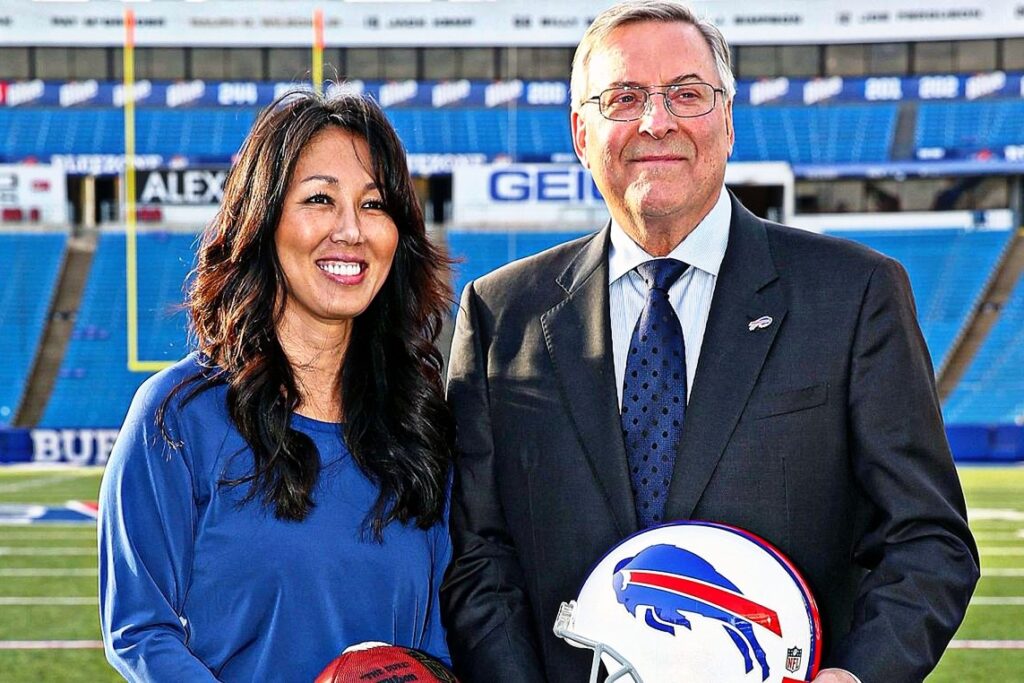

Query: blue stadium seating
[0,108,256,159]
[446,230,591,304]
[0,107,570,158]
[21,224,1011,427]
[732,104,897,164]
[448,227,1008,373]
[31,228,596,427]
[2,104,897,165]
[830,229,1010,371]
[917,100,1024,152]
[943,271,1024,424]
[39,232,193,428]
[0,233,65,427]
[386,108,573,156]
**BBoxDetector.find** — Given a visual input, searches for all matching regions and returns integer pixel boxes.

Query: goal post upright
[124,8,172,373]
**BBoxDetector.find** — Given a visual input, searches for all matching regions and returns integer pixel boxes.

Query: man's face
[572,21,734,234]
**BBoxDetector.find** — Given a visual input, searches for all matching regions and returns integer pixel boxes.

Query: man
[440,2,979,682]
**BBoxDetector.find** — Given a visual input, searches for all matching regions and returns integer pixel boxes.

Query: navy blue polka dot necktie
[621,258,689,528]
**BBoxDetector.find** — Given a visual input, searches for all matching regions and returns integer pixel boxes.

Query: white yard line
[970,509,1024,522]
[0,597,94,605]
[0,568,97,577]
[970,597,1024,605]
[983,568,1024,577]
[0,471,95,494]
[0,528,93,532]
[972,532,1024,541]
[949,640,1024,649]
[0,640,103,650]
[0,547,94,556]
[978,548,1024,556]
[0,464,102,472]
[0,532,95,541]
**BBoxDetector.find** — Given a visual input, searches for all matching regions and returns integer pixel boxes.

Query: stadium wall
[1,425,1021,467]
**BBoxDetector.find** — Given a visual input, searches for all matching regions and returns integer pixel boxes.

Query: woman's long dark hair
[161,90,454,539]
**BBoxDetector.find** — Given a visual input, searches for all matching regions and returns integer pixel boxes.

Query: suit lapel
[541,226,637,537]
[664,198,788,521]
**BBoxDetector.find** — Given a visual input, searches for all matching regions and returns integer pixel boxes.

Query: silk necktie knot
[636,258,688,293]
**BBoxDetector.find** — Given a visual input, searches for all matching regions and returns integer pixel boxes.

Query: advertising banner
[0,423,1019,465]
[1,1,1022,47]
[0,428,119,466]
[452,162,795,226]
[1,73,1021,109]
[0,164,68,223]
[452,163,607,227]
[136,168,227,205]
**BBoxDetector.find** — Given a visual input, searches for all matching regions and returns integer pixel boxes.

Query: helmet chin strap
[554,601,644,683]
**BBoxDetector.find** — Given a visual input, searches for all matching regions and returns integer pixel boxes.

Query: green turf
[953,604,1024,640]
[0,575,97,597]
[0,605,102,640]
[0,471,104,505]
[0,554,98,569]
[0,650,120,683]
[930,650,1024,682]
[0,536,95,547]
[974,576,1024,597]
[981,558,1024,571]
[0,465,1021,681]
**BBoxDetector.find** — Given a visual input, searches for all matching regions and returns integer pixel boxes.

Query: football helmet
[554,521,821,683]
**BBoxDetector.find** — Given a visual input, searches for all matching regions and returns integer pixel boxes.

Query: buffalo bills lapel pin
[748,315,773,332]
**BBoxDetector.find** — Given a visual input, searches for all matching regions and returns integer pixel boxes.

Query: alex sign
[137,169,227,205]
[452,163,607,226]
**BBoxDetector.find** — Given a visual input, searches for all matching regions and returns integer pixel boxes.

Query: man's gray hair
[570,0,736,112]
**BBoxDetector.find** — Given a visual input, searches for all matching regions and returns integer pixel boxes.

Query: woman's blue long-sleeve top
[98,354,451,682]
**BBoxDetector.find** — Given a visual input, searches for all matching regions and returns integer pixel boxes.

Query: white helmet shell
[554,521,821,683]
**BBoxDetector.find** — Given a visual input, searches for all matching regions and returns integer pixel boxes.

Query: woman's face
[274,127,399,338]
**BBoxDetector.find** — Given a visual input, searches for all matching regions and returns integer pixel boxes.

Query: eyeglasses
[582,82,725,122]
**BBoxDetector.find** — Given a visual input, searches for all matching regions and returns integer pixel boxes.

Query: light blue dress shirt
[609,187,732,408]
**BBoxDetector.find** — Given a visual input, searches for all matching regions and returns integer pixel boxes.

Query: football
[314,642,459,683]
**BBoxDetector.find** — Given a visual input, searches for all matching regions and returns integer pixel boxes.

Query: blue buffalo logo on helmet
[613,544,774,680]
[554,521,822,683]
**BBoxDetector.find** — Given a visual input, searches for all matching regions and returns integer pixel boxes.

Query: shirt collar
[608,186,731,285]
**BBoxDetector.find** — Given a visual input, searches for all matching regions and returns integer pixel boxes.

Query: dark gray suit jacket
[441,196,979,683]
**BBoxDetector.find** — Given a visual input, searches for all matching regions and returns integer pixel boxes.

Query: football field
[0,466,1021,682]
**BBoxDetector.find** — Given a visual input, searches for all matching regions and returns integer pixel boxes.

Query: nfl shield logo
[785,646,803,673]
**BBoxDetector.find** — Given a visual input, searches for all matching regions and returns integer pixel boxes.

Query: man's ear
[571,109,590,168]
[724,97,735,156]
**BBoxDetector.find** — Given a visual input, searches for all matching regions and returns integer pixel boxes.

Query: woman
[98,91,455,682]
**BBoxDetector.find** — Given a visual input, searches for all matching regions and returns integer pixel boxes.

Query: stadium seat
[0,233,66,427]
[917,100,1024,154]
[40,232,194,428]
[2,104,897,165]
[829,229,1010,372]
[943,269,1024,424]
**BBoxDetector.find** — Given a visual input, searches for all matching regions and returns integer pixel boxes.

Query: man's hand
[813,668,860,683]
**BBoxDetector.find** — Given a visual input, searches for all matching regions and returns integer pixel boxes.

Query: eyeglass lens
[599,83,716,120]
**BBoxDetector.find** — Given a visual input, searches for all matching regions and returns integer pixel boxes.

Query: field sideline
[0,466,1021,682]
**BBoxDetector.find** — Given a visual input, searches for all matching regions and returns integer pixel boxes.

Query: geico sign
[31,429,119,466]
[489,167,603,203]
